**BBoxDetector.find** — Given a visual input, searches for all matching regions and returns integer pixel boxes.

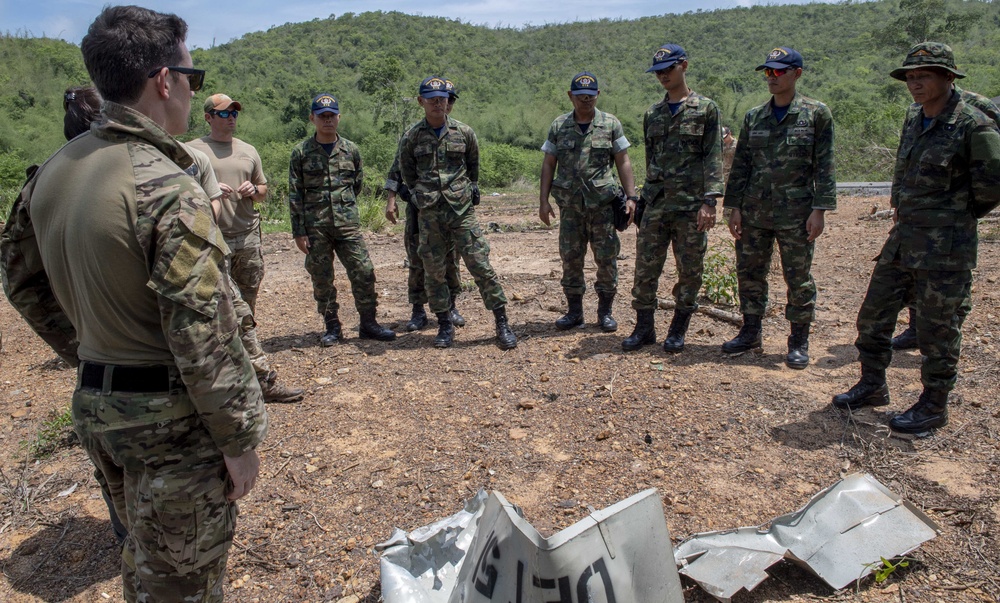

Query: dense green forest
[2,0,999,224]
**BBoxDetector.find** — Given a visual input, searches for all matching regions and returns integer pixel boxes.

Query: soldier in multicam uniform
[385,79,465,332]
[621,45,724,353]
[722,46,836,369]
[832,42,1000,433]
[721,126,737,181]
[539,72,637,333]
[187,92,269,313]
[289,93,396,345]
[1,6,267,601]
[890,83,1000,350]
[398,76,516,349]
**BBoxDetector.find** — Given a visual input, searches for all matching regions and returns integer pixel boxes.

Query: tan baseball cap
[203,93,242,113]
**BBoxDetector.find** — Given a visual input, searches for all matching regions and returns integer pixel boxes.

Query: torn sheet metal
[378,488,684,603]
[674,473,940,602]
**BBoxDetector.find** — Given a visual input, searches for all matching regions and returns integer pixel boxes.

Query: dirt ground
[0,193,998,603]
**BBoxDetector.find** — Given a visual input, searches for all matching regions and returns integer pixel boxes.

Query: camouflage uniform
[0,102,267,602]
[723,92,837,323]
[632,92,724,312]
[385,152,462,305]
[186,136,267,312]
[541,109,630,296]
[855,90,1000,391]
[288,135,380,316]
[398,116,507,314]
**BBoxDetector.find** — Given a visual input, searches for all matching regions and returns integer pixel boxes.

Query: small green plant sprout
[701,241,738,305]
[864,556,912,584]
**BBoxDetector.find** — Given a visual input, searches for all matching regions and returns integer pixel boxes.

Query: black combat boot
[622,309,656,351]
[785,322,810,369]
[494,306,517,350]
[831,365,890,410]
[662,308,694,353]
[358,308,396,341]
[449,295,466,328]
[890,388,949,433]
[320,312,342,347]
[406,304,428,332]
[434,312,454,348]
[555,294,584,330]
[891,307,918,350]
[597,291,618,332]
[721,314,762,354]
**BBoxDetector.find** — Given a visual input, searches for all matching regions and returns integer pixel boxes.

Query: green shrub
[479,143,540,189]
[702,241,738,306]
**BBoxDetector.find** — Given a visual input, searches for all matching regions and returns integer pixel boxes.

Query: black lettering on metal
[474,532,501,598]
[576,557,617,603]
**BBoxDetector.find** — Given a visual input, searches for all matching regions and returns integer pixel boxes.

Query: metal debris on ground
[376,488,683,602]
[674,473,940,602]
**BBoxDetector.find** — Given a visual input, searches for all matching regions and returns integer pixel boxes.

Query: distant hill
[2,0,998,197]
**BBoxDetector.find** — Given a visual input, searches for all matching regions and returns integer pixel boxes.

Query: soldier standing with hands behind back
[722,46,836,369]
[539,72,637,333]
[622,44,724,353]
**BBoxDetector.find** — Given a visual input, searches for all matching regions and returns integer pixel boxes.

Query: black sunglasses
[210,109,238,119]
[147,66,206,92]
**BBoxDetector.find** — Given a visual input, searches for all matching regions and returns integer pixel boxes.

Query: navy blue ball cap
[420,76,450,99]
[646,44,687,73]
[570,72,599,96]
[445,78,459,99]
[756,47,804,71]
[311,93,339,114]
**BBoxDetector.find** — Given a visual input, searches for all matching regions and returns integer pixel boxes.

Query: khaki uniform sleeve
[0,174,80,366]
[149,188,267,457]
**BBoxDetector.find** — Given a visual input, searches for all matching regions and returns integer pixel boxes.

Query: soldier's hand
[294,235,310,254]
[806,209,825,242]
[539,199,555,226]
[223,449,260,502]
[625,198,636,227]
[237,180,256,198]
[728,209,742,240]
[219,182,235,195]
[697,203,717,232]
[385,197,398,224]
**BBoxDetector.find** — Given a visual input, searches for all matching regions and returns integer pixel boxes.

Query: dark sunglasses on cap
[146,66,206,92]
[210,109,239,119]
[764,67,792,78]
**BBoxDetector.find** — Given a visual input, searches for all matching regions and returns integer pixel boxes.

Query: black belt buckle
[80,363,176,393]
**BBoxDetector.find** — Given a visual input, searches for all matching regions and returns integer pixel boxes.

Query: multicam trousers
[418,202,507,314]
[735,223,817,324]
[404,201,461,305]
[630,206,705,311]
[224,227,265,314]
[73,371,234,603]
[558,203,619,297]
[856,254,969,391]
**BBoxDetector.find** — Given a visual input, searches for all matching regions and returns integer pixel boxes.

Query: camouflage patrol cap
[890,42,966,81]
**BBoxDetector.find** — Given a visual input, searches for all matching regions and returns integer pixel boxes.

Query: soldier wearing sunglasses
[722,46,836,369]
[2,6,266,601]
[187,93,269,314]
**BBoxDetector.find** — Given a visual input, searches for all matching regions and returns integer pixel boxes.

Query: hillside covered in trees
[2,0,998,213]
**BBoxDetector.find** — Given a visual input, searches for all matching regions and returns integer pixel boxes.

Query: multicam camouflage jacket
[288,135,364,238]
[398,117,479,212]
[642,91,724,210]
[886,90,1000,271]
[723,92,837,229]
[541,109,630,209]
[0,102,267,457]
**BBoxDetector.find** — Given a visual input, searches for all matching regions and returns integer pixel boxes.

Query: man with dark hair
[722,46,836,369]
[832,42,1000,433]
[1,6,266,601]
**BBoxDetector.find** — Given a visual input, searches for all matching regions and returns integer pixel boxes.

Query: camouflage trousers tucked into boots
[735,223,817,324]
[404,200,462,305]
[557,202,619,297]
[631,207,705,312]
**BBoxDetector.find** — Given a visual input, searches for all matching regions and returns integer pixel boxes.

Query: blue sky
[2,0,823,49]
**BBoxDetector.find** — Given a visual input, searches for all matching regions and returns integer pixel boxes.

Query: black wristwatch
[702,197,718,207]
[626,195,640,202]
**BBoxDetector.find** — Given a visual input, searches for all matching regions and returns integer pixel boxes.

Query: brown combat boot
[260,371,304,403]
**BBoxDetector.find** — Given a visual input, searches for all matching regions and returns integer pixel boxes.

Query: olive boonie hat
[646,44,687,73]
[419,76,450,99]
[204,93,241,113]
[311,93,339,115]
[889,42,966,81]
[570,72,599,96]
[756,47,803,71]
